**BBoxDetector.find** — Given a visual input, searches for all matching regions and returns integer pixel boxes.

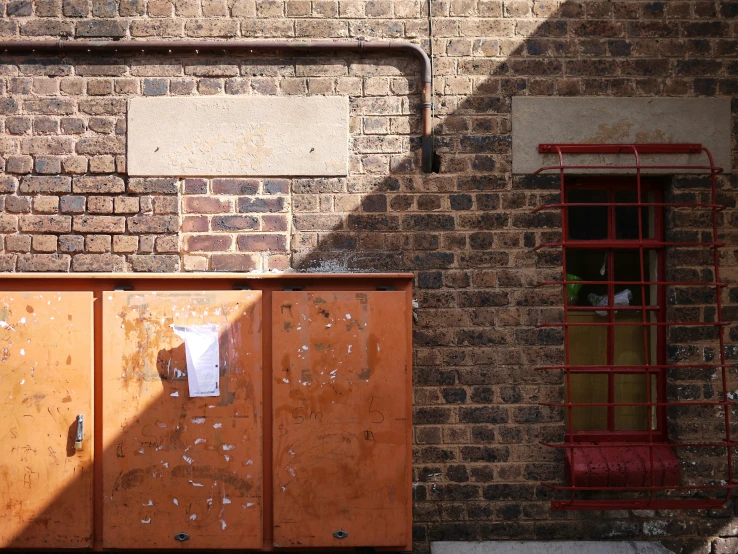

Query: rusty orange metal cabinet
[0,292,94,548]
[272,291,411,548]
[101,291,263,549]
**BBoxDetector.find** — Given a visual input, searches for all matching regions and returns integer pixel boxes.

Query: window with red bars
[532,144,733,511]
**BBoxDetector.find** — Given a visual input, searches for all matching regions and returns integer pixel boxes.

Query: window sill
[565,443,680,488]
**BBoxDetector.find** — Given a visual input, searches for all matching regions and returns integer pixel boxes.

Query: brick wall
[1,1,738,552]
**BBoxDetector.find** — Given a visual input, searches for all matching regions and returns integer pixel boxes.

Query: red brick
[211,178,260,195]
[184,196,232,214]
[211,215,258,231]
[182,216,208,232]
[263,215,288,232]
[186,235,232,252]
[237,234,287,251]
[210,253,257,272]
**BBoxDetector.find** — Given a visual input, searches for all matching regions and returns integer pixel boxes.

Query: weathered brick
[33,196,59,214]
[35,156,62,175]
[72,253,124,272]
[76,137,125,155]
[20,176,71,194]
[76,19,127,37]
[114,197,139,214]
[238,197,286,213]
[0,215,19,233]
[19,137,72,156]
[6,156,33,175]
[127,215,178,234]
[127,178,179,194]
[87,196,114,214]
[210,253,257,271]
[17,253,70,272]
[72,175,125,194]
[79,98,126,115]
[0,176,18,194]
[59,235,84,253]
[211,215,259,232]
[185,19,238,37]
[60,195,86,214]
[211,178,259,195]
[129,254,179,272]
[72,215,125,234]
[23,98,74,115]
[112,235,139,253]
[5,195,31,213]
[184,196,232,214]
[20,20,74,36]
[186,235,232,252]
[237,234,287,251]
[32,235,58,253]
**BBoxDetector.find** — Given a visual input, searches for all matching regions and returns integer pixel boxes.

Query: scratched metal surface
[0,292,94,548]
[272,291,409,548]
[102,291,262,549]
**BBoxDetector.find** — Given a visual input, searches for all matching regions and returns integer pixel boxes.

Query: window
[563,178,665,440]
[532,143,731,511]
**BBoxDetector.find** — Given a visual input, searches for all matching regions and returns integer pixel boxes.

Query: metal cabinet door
[0,292,94,548]
[102,291,262,549]
[272,291,410,548]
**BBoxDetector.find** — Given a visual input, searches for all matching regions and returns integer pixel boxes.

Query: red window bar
[531,144,733,510]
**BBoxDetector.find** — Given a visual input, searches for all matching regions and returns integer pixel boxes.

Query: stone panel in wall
[128,97,349,177]
[512,98,732,174]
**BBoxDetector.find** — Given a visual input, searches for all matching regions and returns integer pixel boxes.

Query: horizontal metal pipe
[0,39,434,172]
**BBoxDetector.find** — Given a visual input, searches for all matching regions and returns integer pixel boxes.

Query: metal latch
[333,529,348,539]
[74,414,84,450]
[174,533,190,541]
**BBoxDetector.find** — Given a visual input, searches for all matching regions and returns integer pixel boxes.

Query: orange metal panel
[272,291,410,548]
[0,292,94,548]
[101,291,263,549]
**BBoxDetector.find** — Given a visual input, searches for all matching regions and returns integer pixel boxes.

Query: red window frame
[557,177,667,443]
[531,144,734,511]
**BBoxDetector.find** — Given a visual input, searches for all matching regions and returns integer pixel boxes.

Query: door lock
[333,529,348,539]
[174,533,190,541]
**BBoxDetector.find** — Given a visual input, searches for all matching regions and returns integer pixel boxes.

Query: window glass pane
[567,189,608,240]
[567,311,608,430]
[613,250,652,307]
[566,374,608,431]
[568,311,607,365]
[613,313,648,366]
[565,249,608,307]
[614,373,648,431]
[615,190,654,240]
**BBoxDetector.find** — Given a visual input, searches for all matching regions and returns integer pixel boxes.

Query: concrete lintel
[512,97,732,175]
[127,96,349,177]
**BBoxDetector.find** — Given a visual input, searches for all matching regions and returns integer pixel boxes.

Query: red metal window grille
[531,144,733,511]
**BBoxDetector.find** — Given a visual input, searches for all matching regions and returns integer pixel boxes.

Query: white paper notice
[172,324,221,397]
